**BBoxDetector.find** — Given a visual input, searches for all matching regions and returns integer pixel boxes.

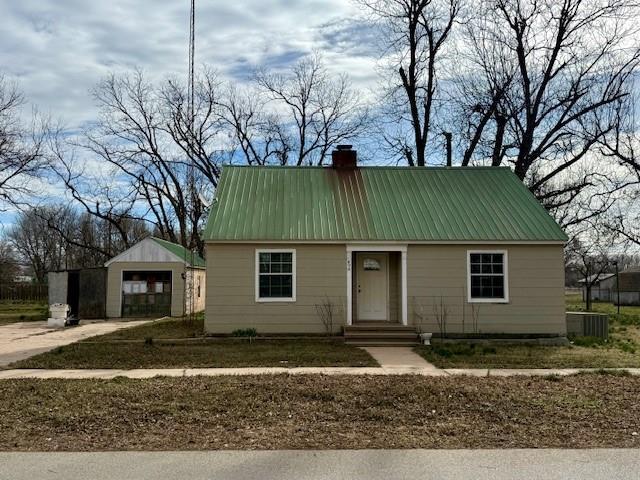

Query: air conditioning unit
[566,312,609,340]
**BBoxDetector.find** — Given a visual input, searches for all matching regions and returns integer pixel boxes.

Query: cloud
[0,0,377,128]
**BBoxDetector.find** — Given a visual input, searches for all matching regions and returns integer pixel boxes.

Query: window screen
[258,251,294,299]
[469,253,506,300]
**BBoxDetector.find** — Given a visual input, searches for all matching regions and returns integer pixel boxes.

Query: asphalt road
[1,449,638,480]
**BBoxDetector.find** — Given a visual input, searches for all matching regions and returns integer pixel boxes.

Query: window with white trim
[468,251,508,302]
[256,250,295,301]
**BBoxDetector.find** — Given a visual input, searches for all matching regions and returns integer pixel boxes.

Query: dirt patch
[1,374,639,451]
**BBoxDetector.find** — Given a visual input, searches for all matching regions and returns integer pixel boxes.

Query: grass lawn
[1,374,639,451]
[10,339,377,369]
[10,315,377,368]
[416,294,640,368]
[85,315,206,341]
[566,293,640,322]
[0,301,47,325]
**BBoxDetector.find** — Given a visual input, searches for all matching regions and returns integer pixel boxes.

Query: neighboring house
[203,146,569,341]
[104,237,206,318]
[618,270,640,305]
[580,270,640,306]
[578,273,616,302]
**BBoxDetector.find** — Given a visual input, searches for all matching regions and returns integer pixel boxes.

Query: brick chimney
[331,145,357,169]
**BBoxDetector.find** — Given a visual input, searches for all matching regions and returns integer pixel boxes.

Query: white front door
[356,253,388,321]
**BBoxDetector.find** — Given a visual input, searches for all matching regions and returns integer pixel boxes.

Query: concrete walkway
[1,366,639,379]
[1,449,638,480]
[0,320,152,367]
[362,346,443,372]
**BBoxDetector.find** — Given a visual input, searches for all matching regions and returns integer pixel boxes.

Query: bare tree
[51,60,369,256]
[449,0,640,226]
[363,1,640,231]
[8,206,73,282]
[8,205,149,279]
[0,241,19,283]
[252,54,370,165]
[55,70,229,256]
[605,181,640,247]
[217,85,292,165]
[565,227,618,310]
[0,75,48,207]
[359,0,460,166]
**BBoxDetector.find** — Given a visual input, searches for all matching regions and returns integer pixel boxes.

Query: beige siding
[106,261,187,318]
[407,244,566,335]
[205,243,566,336]
[206,244,346,334]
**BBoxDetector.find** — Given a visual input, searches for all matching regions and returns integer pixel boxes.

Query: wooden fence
[0,283,48,302]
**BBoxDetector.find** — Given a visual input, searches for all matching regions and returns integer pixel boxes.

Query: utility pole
[613,260,620,315]
[184,0,196,323]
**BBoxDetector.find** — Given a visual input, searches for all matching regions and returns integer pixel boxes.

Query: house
[104,237,206,318]
[580,269,640,306]
[578,273,616,302]
[203,146,568,342]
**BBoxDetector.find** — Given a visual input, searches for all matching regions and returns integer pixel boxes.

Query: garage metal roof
[151,237,206,267]
[203,166,567,243]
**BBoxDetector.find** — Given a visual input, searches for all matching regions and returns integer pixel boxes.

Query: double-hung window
[256,249,296,302]
[467,251,509,303]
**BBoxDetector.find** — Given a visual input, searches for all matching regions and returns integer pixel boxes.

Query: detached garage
[105,237,206,318]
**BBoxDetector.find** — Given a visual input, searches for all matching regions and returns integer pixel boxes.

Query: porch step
[348,340,421,347]
[343,324,420,346]
[344,324,417,332]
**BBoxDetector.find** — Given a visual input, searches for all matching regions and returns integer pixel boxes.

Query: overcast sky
[0,0,383,229]
[1,0,379,127]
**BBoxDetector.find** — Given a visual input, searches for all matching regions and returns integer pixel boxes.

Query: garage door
[121,271,172,317]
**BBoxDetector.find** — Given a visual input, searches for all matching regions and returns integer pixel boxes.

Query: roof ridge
[221,165,512,171]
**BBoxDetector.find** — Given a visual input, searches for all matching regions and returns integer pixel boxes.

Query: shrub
[232,328,257,338]
[432,347,453,358]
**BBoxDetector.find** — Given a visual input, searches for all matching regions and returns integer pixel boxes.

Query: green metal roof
[151,237,206,267]
[204,166,567,243]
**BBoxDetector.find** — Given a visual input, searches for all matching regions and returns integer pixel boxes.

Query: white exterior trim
[207,240,566,245]
[255,249,297,303]
[105,237,187,267]
[346,244,408,326]
[466,249,510,304]
[401,249,408,326]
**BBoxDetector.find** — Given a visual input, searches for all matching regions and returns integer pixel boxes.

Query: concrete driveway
[0,449,638,480]
[0,319,152,367]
